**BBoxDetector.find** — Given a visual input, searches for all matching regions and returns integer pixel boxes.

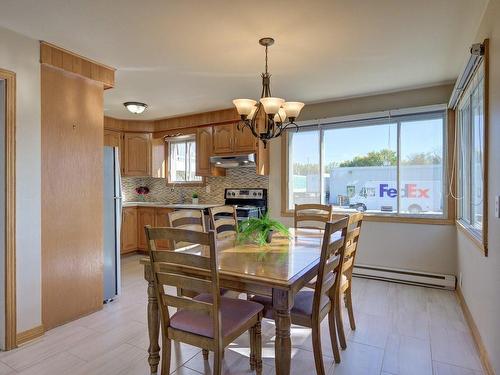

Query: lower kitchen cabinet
[137,207,156,250]
[120,206,174,253]
[121,207,138,254]
[154,208,174,250]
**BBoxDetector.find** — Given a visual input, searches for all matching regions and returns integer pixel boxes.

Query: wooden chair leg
[161,337,171,375]
[345,286,356,330]
[255,320,263,375]
[214,349,223,375]
[328,310,341,363]
[335,290,347,350]
[202,349,209,360]
[311,318,326,375]
[249,326,256,370]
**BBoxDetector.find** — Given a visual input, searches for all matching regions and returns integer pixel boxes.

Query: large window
[457,63,485,242]
[167,136,202,183]
[286,109,447,218]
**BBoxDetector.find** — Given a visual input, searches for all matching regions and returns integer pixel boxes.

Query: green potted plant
[238,212,290,246]
[191,192,199,204]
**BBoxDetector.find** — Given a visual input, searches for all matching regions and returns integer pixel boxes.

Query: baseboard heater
[353,264,456,290]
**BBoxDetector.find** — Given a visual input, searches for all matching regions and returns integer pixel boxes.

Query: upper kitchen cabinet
[104,129,122,148]
[195,126,225,177]
[213,123,255,155]
[123,132,152,176]
[196,126,213,176]
[233,124,256,152]
[213,124,234,154]
[151,137,166,178]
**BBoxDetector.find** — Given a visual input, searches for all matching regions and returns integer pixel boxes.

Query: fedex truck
[328,165,443,214]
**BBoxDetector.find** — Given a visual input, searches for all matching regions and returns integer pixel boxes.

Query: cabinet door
[137,207,155,250]
[154,208,173,250]
[196,126,213,176]
[104,129,121,147]
[104,130,124,174]
[213,124,234,154]
[123,133,152,176]
[121,207,138,253]
[233,123,256,153]
[151,137,166,178]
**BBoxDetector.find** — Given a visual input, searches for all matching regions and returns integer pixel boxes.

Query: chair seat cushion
[169,294,263,338]
[250,290,330,319]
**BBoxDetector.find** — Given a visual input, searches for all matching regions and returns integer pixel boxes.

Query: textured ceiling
[0,0,488,119]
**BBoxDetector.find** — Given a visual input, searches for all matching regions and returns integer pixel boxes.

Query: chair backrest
[209,205,238,240]
[294,204,333,230]
[144,226,222,342]
[168,209,206,248]
[313,217,349,315]
[341,212,364,277]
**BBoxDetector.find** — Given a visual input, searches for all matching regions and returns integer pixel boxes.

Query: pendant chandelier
[233,37,304,147]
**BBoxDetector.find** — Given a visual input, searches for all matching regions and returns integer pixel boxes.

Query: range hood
[210,154,255,168]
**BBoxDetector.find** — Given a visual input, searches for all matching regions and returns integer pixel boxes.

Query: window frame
[455,56,488,255]
[165,134,205,186]
[281,106,455,225]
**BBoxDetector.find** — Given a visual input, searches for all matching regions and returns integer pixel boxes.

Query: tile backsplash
[122,168,269,204]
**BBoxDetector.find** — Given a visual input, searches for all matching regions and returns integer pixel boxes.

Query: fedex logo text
[379,184,430,198]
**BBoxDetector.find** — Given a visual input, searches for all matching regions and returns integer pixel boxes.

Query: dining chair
[167,209,206,248]
[144,226,264,375]
[250,217,350,373]
[209,205,238,240]
[335,212,364,350]
[294,203,334,230]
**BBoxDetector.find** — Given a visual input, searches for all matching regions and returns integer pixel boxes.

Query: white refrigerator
[103,146,122,302]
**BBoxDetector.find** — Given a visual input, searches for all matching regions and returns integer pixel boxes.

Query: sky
[291,118,443,165]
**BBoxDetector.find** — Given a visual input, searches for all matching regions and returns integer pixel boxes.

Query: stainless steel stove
[224,188,267,221]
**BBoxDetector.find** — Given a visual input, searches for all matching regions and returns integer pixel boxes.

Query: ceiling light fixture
[123,101,148,114]
[233,37,304,147]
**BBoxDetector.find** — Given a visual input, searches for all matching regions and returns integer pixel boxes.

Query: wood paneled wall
[40,42,115,89]
[41,64,104,330]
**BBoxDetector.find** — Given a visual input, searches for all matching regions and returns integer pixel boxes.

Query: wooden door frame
[0,68,16,350]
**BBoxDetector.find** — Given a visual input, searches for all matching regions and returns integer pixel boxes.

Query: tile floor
[0,255,485,375]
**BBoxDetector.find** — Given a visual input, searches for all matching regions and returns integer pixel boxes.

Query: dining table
[140,228,326,375]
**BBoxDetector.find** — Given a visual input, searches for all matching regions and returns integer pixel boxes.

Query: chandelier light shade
[232,99,257,116]
[232,37,304,146]
[123,101,148,114]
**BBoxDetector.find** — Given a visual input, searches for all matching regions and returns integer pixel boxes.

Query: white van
[348,180,442,213]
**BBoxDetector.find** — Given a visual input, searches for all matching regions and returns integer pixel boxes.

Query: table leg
[273,289,292,375]
[145,265,160,374]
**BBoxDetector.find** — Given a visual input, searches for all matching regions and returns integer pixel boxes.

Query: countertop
[123,202,222,210]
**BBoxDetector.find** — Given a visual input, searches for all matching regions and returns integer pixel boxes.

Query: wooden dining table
[140,228,325,375]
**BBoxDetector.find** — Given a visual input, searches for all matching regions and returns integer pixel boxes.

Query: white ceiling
[0,0,488,120]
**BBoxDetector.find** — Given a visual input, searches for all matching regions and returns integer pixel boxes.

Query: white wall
[268,84,458,275]
[0,26,41,333]
[456,0,500,372]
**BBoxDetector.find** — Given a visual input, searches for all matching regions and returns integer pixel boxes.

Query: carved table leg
[273,289,292,375]
[145,265,160,374]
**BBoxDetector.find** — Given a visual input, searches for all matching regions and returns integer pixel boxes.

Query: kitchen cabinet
[154,208,174,250]
[196,126,213,176]
[213,122,256,155]
[213,124,234,154]
[195,127,225,177]
[120,206,174,253]
[137,207,156,250]
[121,207,138,254]
[233,124,256,153]
[151,137,166,178]
[104,129,122,148]
[123,132,152,176]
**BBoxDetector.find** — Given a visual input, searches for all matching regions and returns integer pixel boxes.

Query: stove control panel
[225,189,265,199]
